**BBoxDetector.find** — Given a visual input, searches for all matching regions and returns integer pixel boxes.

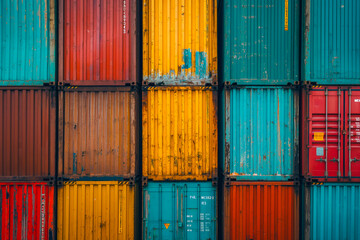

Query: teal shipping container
[220,87,299,181]
[0,0,56,86]
[303,0,360,85]
[303,183,360,240]
[220,0,300,85]
[143,182,217,240]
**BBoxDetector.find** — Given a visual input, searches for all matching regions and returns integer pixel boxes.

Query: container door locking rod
[316,88,329,178]
[330,88,341,178]
[349,89,359,178]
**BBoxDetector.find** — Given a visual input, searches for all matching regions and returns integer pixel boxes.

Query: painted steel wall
[223,87,299,181]
[301,86,360,181]
[59,0,138,85]
[143,182,217,240]
[142,87,218,181]
[58,87,139,179]
[0,0,56,85]
[221,0,300,85]
[143,0,217,85]
[0,88,56,179]
[223,182,299,240]
[57,181,138,240]
[0,182,54,240]
[303,0,360,85]
[304,183,360,240]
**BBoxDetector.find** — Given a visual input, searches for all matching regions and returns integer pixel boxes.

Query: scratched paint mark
[195,52,207,79]
[182,49,192,69]
[73,153,77,174]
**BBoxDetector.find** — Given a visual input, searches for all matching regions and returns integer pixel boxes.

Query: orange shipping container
[58,87,140,179]
[223,182,300,240]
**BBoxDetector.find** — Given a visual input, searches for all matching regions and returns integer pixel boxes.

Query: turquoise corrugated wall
[225,87,299,180]
[222,0,300,85]
[0,0,55,85]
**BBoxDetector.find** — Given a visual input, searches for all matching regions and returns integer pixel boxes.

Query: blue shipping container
[143,182,217,240]
[0,0,56,85]
[305,183,360,240]
[221,0,300,85]
[303,0,360,85]
[221,87,299,181]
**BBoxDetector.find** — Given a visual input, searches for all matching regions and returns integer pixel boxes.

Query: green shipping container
[0,0,56,86]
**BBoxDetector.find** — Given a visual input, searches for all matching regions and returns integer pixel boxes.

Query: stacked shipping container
[219,0,301,239]
[0,1,56,239]
[56,0,140,239]
[301,1,360,239]
[142,0,218,239]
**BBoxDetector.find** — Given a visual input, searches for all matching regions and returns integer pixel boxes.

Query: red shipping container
[59,0,138,86]
[0,88,56,180]
[302,86,360,181]
[0,182,54,240]
[222,182,299,240]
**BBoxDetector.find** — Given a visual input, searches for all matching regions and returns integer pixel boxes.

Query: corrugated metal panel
[305,183,360,240]
[59,0,138,85]
[224,87,299,180]
[222,0,300,85]
[143,182,217,240]
[142,87,218,181]
[223,182,299,240]
[143,0,217,85]
[0,182,54,240]
[0,88,56,179]
[58,87,139,179]
[0,0,56,85]
[303,0,360,85]
[57,181,137,240]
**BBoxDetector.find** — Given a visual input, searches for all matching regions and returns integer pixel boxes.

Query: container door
[344,89,360,178]
[308,88,344,178]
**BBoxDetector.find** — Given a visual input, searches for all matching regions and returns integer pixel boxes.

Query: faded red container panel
[0,182,54,240]
[58,87,140,179]
[59,0,138,86]
[223,182,299,240]
[0,88,56,179]
[301,86,360,181]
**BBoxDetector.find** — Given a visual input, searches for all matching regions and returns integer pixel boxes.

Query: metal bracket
[142,177,148,187]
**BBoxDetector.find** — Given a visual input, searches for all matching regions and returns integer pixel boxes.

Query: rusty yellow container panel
[57,181,139,240]
[142,87,218,180]
[143,0,217,85]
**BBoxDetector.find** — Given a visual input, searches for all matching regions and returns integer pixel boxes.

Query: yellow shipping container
[142,87,218,181]
[57,181,139,240]
[143,0,217,85]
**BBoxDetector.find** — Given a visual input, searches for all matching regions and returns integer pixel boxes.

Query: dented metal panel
[143,182,217,240]
[58,87,140,179]
[221,0,300,85]
[57,181,137,240]
[59,0,138,85]
[0,88,56,179]
[223,182,299,240]
[0,0,56,85]
[142,87,218,181]
[303,0,360,84]
[143,0,217,85]
[0,182,55,240]
[223,87,299,181]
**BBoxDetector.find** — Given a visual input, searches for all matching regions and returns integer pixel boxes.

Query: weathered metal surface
[223,87,299,181]
[142,87,218,181]
[0,88,56,179]
[143,182,217,240]
[303,0,360,85]
[59,0,138,85]
[57,181,138,240]
[301,86,360,181]
[143,0,217,85]
[0,0,56,85]
[303,183,360,240]
[0,182,54,240]
[58,87,140,179]
[223,182,299,240]
[221,0,300,85]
